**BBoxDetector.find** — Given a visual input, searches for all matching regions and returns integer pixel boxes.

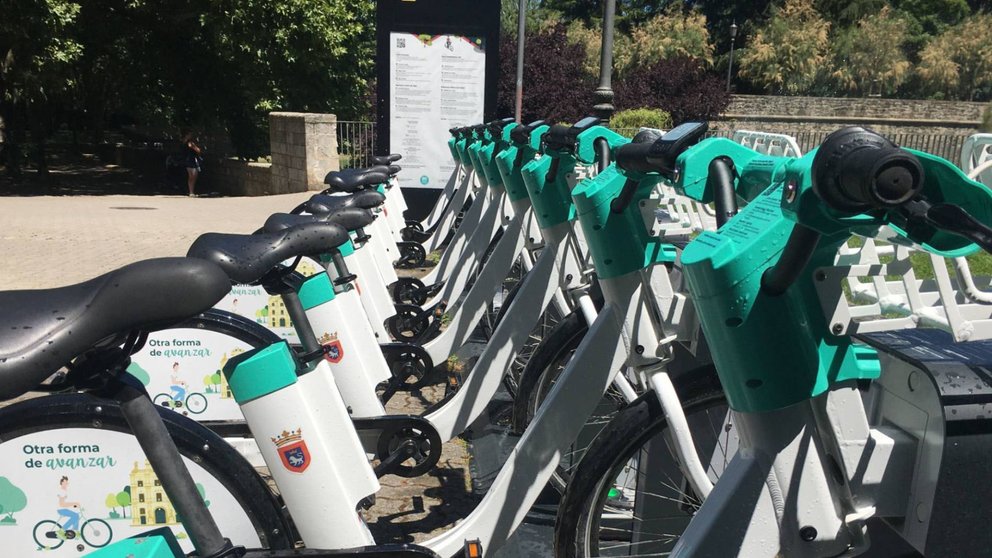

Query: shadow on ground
[1,152,188,197]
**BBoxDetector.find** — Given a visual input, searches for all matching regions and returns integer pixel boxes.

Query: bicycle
[32,507,113,550]
[556,125,992,557]
[153,390,208,414]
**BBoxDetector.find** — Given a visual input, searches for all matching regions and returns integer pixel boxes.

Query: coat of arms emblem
[272,428,310,472]
[320,332,344,363]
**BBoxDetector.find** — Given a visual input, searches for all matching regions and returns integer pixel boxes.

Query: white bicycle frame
[961,133,992,188]
[227,255,678,556]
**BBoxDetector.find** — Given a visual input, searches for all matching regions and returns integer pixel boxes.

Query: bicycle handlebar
[615,121,709,178]
[811,127,924,213]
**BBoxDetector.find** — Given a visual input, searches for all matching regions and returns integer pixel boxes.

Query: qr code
[396,37,406,48]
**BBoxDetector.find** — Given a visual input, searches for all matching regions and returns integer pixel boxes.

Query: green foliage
[738,0,831,95]
[565,21,603,80]
[610,108,673,131]
[829,7,911,96]
[115,488,131,517]
[917,13,992,101]
[0,477,27,520]
[2,0,375,167]
[104,493,118,514]
[982,104,992,133]
[615,7,715,76]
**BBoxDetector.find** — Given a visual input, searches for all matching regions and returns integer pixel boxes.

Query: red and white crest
[323,339,344,363]
[319,332,344,364]
[277,440,311,473]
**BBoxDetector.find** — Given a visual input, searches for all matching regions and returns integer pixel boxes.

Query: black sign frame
[374,0,501,156]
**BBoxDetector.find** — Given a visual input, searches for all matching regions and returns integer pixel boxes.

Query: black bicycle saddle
[264,207,375,234]
[372,153,402,165]
[187,222,349,284]
[0,258,230,401]
[307,191,385,212]
[323,167,389,193]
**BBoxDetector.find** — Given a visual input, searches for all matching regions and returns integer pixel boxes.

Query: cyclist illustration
[33,476,112,550]
[56,476,80,533]
[169,362,187,402]
[154,362,208,414]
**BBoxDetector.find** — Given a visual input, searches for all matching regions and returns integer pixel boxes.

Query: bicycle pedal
[463,539,483,558]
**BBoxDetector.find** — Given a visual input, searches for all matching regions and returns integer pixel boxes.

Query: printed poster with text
[389,33,486,189]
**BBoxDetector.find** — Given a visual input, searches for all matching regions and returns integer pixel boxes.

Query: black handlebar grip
[615,142,658,174]
[812,127,924,213]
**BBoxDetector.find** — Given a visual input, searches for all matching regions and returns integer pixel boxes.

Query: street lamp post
[593,0,617,120]
[515,0,526,123]
[726,21,738,93]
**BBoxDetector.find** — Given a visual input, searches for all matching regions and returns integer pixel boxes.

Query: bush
[982,104,992,133]
[498,24,596,124]
[610,108,673,132]
[615,57,730,124]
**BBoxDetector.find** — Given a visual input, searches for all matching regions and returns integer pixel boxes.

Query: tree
[0,0,82,176]
[105,493,120,518]
[916,13,992,100]
[830,7,911,96]
[565,21,603,80]
[497,24,596,124]
[615,57,731,124]
[615,7,715,77]
[0,477,27,523]
[116,488,131,518]
[737,0,831,95]
[127,361,151,386]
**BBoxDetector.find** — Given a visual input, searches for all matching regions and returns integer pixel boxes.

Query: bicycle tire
[185,392,208,415]
[32,519,64,550]
[554,367,727,558]
[81,518,113,547]
[0,394,294,551]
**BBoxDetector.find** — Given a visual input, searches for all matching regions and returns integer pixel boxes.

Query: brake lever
[898,198,992,254]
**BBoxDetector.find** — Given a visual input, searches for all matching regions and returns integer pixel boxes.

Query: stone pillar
[269,112,340,193]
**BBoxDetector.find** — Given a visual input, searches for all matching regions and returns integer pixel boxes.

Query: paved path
[1,193,311,289]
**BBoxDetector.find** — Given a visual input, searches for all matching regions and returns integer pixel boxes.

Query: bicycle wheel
[555,368,729,558]
[511,308,618,495]
[0,394,293,555]
[185,393,208,414]
[81,518,113,548]
[32,519,64,550]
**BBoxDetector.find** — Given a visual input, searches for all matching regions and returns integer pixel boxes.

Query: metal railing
[336,121,376,170]
[337,121,972,170]
[613,126,970,162]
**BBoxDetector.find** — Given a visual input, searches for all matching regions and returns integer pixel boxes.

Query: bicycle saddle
[187,222,349,284]
[372,153,402,165]
[0,258,230,401]
[265,208,375,234]
[307,191,385,212]
[323,167,389,193]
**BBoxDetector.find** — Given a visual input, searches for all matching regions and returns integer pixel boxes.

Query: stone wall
[209,159,273,196]
[269,112,340,193]
[717,95,986,137]
[725,95,986,123]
